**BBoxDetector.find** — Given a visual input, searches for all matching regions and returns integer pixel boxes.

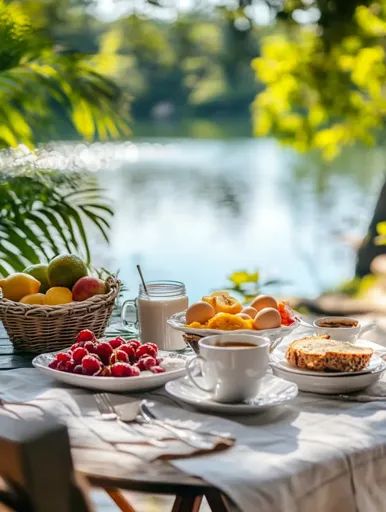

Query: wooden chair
[0,416,94,512]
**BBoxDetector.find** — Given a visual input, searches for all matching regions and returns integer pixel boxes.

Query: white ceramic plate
[270,337,386,393]
[33,351,189,392]
[165,374,298,415]
[167,311,300,339]
[271,362,386,394]
[271,354,384,377]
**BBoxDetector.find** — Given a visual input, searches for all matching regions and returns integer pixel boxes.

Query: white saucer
[165,374,298,415]
[270,337,386,393]
[271,362,386,394]
[271,354,384,377]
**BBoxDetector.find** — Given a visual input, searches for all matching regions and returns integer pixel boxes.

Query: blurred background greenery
[2,0,386,306]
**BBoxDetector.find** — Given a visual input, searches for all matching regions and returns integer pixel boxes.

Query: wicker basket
[0,276,120,353]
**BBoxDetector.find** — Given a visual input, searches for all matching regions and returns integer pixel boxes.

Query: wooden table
[0,325,229,512]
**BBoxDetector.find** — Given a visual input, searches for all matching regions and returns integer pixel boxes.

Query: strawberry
[76,329,95,343]
[81,355,102,375]
[95,342,113,364]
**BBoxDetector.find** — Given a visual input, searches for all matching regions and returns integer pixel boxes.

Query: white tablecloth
[2,364,386,512]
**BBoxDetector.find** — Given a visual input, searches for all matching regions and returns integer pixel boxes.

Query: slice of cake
[285,335,373,372]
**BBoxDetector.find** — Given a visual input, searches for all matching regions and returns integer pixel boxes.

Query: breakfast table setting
[2,260,386,512]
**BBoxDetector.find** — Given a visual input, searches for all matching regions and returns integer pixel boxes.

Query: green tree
[0,0,128,274]
[252,0,386,160]
[0,0,129,147]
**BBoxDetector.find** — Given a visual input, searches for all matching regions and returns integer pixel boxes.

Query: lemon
[45,287,72,305]
[23,264,49,293]
[48,254,88,289]
[20,293,46,305]
[0,273,41,301]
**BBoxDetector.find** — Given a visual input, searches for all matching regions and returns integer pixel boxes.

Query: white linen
[2,357,386,512]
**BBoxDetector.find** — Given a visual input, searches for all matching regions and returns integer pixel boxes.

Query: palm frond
[0,167,113,274]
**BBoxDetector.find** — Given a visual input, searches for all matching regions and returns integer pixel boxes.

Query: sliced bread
[286,335,373,372]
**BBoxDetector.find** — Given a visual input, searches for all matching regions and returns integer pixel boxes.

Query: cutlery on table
[138,400,215,450]
[95,393,166,448]
[95,393,213,450]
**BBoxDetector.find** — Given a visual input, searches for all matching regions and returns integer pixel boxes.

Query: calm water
[89,136,385,301]
[10,134,385,300]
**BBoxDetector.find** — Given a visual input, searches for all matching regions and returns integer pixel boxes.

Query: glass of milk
[121,281,188,351]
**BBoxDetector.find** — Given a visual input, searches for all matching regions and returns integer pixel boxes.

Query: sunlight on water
[3,138,384,300]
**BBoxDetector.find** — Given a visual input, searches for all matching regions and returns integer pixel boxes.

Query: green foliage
[0,0,129,148]
[225,270,284,302]
[375,221,386,245]
[0,167,113,275]
[252,1,386,159]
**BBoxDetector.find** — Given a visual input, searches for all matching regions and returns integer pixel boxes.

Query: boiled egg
[241,306,257,318]
[186,301,215,324]
[236,312,252,320]
[250,295,278,312]
[253,307,281,330]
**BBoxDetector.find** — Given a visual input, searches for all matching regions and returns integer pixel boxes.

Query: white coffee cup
[313,316,376,342]
[186,333,269,403]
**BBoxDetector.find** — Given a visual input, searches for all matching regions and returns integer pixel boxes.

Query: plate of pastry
[270,335,386,394]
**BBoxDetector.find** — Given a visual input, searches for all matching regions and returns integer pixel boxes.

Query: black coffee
[215,341,256,348]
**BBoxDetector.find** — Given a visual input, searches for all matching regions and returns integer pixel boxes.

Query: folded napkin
[0,368,233,462]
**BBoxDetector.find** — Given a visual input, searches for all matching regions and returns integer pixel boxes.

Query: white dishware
[122,281,188,351]
[165,374,298,414]
[271,362,385,394]
[271,354,384,377]
[313,316,375,342]
[32,351,189,392]
[186,333,269,403]
[167,310,300,339]
[270,337,386,394]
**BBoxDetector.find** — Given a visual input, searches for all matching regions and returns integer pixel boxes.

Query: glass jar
[121,280,188,351]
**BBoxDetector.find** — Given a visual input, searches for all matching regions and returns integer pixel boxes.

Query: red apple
[72,276,106,301]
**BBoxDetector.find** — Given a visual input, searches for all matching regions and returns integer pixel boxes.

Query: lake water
[90,136,385,301]
[13,134,385,301]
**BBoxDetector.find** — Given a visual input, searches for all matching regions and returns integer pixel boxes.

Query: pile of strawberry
[48,329,165,377]
[278,302,296,326]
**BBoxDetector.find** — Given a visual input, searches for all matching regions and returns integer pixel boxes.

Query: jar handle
[121,299,138,333]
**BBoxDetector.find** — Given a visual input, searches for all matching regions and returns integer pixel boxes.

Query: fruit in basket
[185,301,215,324]
[72,276,106,301]
[203,291,242,314]
[48,254,88,288]
[23,264,50,293]
[250,295,278,313]
[0,273,41,301]
[20,293,46,305]
[253,307,281,330]
[45,287,72,305]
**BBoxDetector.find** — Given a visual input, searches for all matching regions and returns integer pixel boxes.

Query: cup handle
[359,321,377,337]
[186,356,213,393]
[121,299,138,331]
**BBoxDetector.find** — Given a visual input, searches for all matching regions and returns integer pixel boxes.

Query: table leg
[205,490,228,512]
[104,488,137,512]
[172,494,203,512]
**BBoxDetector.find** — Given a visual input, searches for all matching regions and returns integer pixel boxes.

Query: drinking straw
[136,264,149,295]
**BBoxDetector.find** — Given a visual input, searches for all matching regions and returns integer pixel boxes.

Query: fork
[139,401,215,450]
[95,393,166,448]
[97,393,213,450]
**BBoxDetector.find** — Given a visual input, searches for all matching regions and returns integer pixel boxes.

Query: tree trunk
[356,176,386,276]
